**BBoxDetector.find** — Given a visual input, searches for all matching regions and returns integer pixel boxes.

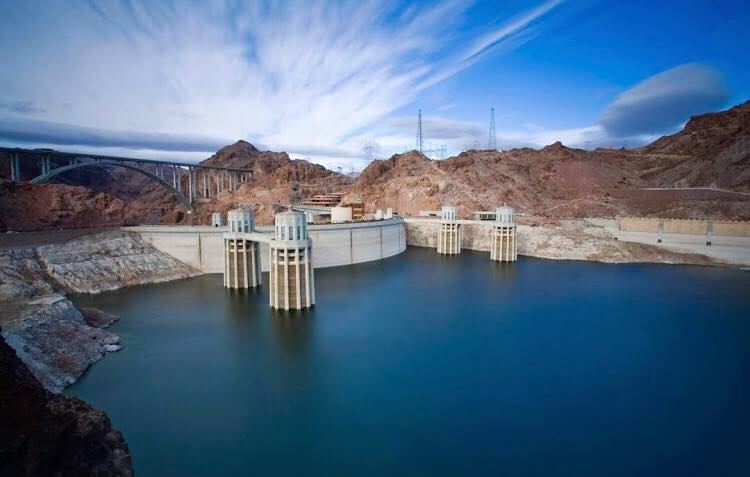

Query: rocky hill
[348,101,750,220]
[119,140,352,226]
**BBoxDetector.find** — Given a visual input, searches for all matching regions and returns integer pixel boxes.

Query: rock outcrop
[36,230,200,293]
[0,230,200,391]
[2,298,121,393]
[0,332,133,477]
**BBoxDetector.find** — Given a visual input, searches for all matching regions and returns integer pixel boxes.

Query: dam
[127,215,407,273]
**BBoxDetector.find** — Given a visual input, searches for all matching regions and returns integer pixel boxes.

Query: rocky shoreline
[405,218,724,266]
[0,230,200,393]
[0,331,134,476]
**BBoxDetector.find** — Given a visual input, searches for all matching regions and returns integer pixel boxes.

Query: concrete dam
[127,216,407,274]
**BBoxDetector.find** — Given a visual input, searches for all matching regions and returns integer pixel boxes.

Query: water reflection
[269,308,314,357]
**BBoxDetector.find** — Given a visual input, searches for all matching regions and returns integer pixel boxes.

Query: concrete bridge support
[490,206,517,262]
[437,206,461,254]
[269,210,315,310]
[10,154,21,182]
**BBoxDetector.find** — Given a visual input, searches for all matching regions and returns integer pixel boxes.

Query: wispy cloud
[0,0,567,167]
[460,0,563,63]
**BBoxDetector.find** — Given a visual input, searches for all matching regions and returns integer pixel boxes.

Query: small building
[331,206,353,223]
[472,211,496,221]
[437,206,461,254]
[344,195,365,220]
[211,212,223,227]
[384,208,393,219]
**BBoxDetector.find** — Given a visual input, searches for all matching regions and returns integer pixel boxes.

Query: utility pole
[488,107,497,151]
[416,109,424,153]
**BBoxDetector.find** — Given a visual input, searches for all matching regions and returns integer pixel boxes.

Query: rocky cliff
[0,332,133,476]
[0,230,199,392]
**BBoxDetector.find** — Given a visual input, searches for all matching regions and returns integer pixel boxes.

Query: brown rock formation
[0,331,133,476]
[186,140,351,224]
[349,102,750,220]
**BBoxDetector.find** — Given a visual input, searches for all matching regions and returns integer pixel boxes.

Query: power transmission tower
[488,107,497,151]
[416,109,424,153]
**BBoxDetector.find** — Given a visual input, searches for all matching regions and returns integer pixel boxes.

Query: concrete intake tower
[224,208,262,288]
[269,210,315,310]
[437,206,461,254]
[490,205,517,262]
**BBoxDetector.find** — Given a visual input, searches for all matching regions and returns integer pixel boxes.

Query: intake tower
[223,208,262,288]
[269,210,315,309]
[437,206,461,254]
[490,205,517,262]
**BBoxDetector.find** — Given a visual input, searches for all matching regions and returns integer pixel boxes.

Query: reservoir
[69,247,750,476]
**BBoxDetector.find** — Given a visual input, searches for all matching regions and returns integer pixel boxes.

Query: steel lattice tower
[488,107,497,151]
[416,109,424,153]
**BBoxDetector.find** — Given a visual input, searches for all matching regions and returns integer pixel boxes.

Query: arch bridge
[2,146,252,210]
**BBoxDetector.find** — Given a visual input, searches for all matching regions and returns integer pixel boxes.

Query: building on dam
[269,210,315,310]
[223,208,262,289]
[490,205,517,262]
[437,205,461,254]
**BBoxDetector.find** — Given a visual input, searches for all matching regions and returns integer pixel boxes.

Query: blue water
[69,248,750,476]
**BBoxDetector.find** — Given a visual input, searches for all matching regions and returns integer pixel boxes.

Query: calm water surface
[70,248,750,476]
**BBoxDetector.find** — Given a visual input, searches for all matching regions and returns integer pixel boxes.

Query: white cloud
[460,0,563,63]
[0,0,566,167]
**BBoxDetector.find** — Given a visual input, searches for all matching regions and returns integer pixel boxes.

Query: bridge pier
[10,154,21,182]
[41,156,51,175]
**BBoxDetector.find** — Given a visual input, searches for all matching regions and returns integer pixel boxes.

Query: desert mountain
[348,101,750,220]
[1,101,748,231]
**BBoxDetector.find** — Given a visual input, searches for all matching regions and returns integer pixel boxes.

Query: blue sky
[0,0,747,171]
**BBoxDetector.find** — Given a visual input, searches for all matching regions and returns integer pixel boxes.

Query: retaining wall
[618,217,750,237]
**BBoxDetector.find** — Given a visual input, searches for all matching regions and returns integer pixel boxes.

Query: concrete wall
[125,218,406,273]
[714,221,750,237]
[618,217,750,237]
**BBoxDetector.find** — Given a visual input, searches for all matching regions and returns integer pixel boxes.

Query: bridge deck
[0,146,251,172]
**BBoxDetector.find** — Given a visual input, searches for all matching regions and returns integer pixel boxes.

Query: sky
[0,0,747,172]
